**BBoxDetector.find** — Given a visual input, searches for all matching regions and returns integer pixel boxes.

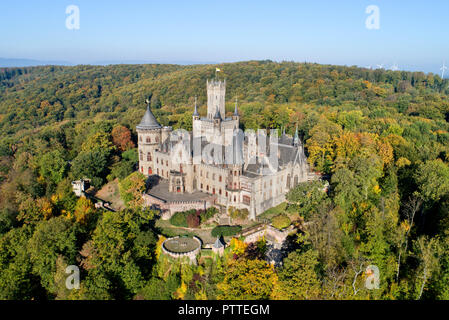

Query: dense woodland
[0,60,449,300]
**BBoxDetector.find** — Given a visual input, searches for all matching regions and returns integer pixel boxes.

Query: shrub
[229,207,249,220]
[271,214,291,230]
[170,211,188,227]
[211,225,242,237]
[186,211,200,228]
[200,207,218,223]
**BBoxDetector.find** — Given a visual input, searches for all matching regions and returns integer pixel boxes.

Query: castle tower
[136,98,162,176]
[207,79,226,120]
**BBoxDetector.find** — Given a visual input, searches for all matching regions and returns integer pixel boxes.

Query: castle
[137,78,315,220]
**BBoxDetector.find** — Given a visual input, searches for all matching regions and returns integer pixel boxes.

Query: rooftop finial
[145,93,153,109]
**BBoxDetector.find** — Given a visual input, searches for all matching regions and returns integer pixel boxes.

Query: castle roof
[213,236,225,248]
[136,104,161,130]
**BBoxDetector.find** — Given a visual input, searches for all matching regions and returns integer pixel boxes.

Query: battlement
[207,78,226,88]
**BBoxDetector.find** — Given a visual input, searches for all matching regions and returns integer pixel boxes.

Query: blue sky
[0,0,448,74]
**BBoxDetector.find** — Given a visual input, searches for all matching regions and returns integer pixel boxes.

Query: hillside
[1,60,449,300]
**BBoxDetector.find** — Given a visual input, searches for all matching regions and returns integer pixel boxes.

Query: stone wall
[161,236,202,264]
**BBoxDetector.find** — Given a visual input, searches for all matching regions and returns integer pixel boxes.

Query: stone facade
[137,78,316,220]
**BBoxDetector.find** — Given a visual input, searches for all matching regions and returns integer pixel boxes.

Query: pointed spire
[293,124,299,146]
[234,97,239,116]
[136,95,161,130]
[193,96,199,117]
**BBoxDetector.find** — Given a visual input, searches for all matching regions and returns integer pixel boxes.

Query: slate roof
[136,106,161,130]
[213,236,225,248]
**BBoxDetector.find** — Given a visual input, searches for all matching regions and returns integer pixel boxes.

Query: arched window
[294,175,299,187]
[147,153,152,161]
[146,136,151,143]
[286,174,291,188]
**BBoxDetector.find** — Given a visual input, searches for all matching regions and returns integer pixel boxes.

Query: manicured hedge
[211,225,242,237]
[271,214,291,230]
[170,207,218,228]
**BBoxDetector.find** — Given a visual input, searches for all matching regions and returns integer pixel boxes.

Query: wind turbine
[440,62,447,79]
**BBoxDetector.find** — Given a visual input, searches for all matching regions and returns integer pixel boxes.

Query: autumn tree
[217,259,277,300]
[111,125,135,152]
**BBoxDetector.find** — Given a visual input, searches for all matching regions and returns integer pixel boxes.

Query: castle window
[226,191,228,197]
[147,153,152,161]
[146,137,151,143]
[219,175,222,182]
[219,189,222,195]
[206,185,209,191]
[166,160,168,166]
[206,172,209,179]
[234,196,236,202]
[201,183,203,189]
[162,169,164,176]
[243,195,251,205]
[148,167,152,175]
[213,188,215,194]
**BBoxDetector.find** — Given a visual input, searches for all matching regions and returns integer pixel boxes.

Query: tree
[217,259,277,300]
[413,236,440,300]
[119,171,146,209]
[78,209,157,299]
[71,150,109,188]
[415,159,449,202]
[273,249,321,300]
[286,180,327,219]
[28,216,77,294]
[38,149,67,185]
[111,125,135,152]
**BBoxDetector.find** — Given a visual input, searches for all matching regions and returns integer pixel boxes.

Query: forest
[0,60,449,300]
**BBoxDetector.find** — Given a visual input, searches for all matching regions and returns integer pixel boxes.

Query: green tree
[273,249,321,300]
